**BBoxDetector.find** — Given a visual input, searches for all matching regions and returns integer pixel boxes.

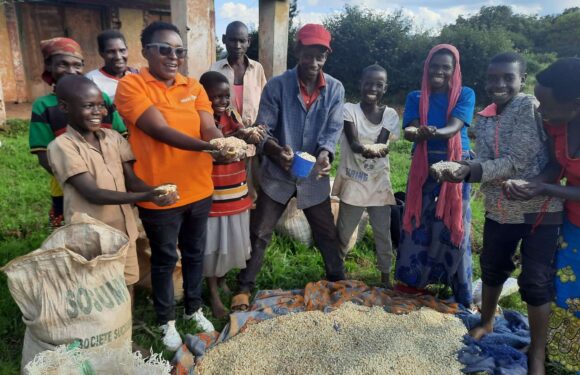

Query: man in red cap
[29,37,126,229]
[232,24,345,310]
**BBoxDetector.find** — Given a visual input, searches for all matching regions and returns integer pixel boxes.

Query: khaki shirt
[210,56,267,126]
[47,126,139,242]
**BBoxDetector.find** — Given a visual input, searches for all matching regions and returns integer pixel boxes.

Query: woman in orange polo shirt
[115,21,223,351]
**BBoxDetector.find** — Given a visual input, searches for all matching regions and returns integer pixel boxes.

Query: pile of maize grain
[154,183,177,196]
[431,161,463,178]
[297,151,316,162]
[209,137,248,158]
[210,137,247,151]
[506,179,530,188]
[363,143,389,153]
[196,303,466,375]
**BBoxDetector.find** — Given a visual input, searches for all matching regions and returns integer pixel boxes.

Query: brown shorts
[124,240,139,286]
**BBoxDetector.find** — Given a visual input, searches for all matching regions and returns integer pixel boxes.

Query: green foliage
[541,8,580,58]
[323,6,426,101]
[437,24,514,100]
[0,124,574,374]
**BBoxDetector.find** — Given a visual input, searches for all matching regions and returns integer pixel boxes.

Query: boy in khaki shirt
[47,75,177,293]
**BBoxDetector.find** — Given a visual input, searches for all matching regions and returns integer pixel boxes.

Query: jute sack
[1,213,132,373]
[274,196,366,249]
[25,342,171,375]
[275,197,313,246]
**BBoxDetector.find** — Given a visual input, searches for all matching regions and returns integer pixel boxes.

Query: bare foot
[210,297,228,319]
[468,323,493,340]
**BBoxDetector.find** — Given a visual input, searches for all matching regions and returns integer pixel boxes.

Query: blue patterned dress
[395,88,476,307]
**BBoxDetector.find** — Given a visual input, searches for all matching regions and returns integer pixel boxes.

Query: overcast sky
[214,0,577,38]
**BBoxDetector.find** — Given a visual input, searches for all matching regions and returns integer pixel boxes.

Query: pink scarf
[402,44,465,247]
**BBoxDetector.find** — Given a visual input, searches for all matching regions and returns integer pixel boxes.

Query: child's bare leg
[527,303,550,375]
[208,276,227,318]
[469,284,502,339]
[218,277,231,294]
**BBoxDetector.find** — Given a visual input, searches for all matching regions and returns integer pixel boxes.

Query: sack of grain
[330,196,368,251]
[275,197,313,246]
[1,213,132,372]
[25,342,171,375]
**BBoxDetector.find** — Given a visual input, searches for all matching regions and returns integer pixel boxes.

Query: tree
[438,24,514,100]
[541,8,580,57]
[323,6,419,99]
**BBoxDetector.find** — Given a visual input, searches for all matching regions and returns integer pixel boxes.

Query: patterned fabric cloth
[468,94,562,224]
[172,280,459,374]
[547,217,580,373]
[256,67,345,210]
[395,151,473,307]
[209,110,252,217]
[458,310,530,375]
[544,122,580,227]
[40,37,83,85]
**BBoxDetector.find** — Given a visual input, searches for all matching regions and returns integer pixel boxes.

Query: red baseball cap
[296,24,332,52]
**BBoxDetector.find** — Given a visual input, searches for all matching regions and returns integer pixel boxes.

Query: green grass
[0,121,573,374]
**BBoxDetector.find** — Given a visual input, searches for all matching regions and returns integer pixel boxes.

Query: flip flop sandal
[231,292,250,312]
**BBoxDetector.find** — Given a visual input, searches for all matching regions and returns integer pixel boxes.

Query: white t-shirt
[332,102,400,207]
[85,68,135,102]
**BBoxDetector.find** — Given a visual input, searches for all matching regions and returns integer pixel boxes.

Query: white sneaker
[159,320,183,351]
[184,308,215,332]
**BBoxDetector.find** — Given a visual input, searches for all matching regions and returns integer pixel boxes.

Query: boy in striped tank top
[199,71,266,318]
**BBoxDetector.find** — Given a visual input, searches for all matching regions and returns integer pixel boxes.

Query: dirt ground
[6,102,32,120]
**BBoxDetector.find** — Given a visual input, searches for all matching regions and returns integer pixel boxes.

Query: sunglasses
[146,43,187,58]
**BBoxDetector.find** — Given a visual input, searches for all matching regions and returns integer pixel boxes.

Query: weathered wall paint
[259,0,289,79]
[119,7,148,70]
[171,0,216,79]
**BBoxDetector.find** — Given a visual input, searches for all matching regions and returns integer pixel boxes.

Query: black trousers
[138,197,212,324]
[480,218,560,306]
[237,193,345,292]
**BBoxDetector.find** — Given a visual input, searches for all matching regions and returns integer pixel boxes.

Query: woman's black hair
[97,30,127,52]
[140,21,181,48]
[362,63,387,80]
[199,71,230,91]
[489,52,527,74]
[536,57,580,102]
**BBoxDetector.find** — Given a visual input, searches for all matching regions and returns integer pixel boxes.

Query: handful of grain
[297,151,316,162]
[430,161,463,179]
[154,184,177,196]
[506,179,530,188]
[209,137,248,158]
[196,303,466,375]
[363,143,389,154]
[406,127,418,134]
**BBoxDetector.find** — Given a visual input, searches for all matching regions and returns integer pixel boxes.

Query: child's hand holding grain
[150,184,179,206]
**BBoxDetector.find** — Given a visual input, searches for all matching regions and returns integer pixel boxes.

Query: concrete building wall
[119,7,148,70]
[0,7,18,102]
[0,0,289,103]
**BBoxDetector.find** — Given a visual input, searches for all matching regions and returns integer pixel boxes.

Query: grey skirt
[203,210,251,277]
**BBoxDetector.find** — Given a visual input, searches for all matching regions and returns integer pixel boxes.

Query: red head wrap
[40,37,83,85]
